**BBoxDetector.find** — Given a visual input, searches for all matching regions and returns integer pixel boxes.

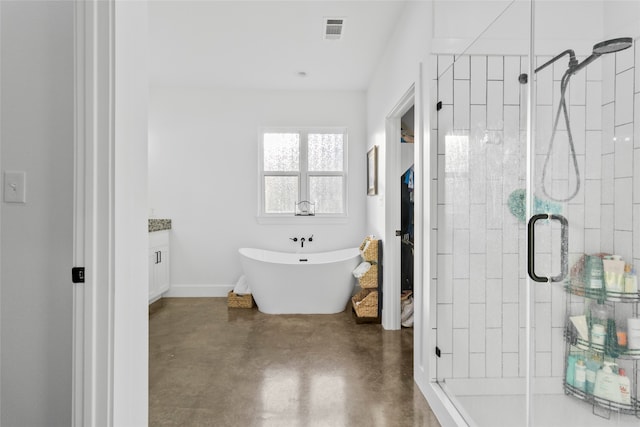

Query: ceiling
[148,1,407,91]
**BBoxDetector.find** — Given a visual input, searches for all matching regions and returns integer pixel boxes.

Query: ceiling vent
[323,17,345,40]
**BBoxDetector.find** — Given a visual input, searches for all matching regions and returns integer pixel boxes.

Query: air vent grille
[324,17,345,40]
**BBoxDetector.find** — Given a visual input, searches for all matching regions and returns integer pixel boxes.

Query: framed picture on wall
[367,146,377,196]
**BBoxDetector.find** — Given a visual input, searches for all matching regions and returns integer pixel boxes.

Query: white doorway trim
[73,1,116,425]
[383,85,415,331]
[73,2,149,425]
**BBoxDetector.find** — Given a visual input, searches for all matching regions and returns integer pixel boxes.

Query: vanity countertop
[149,219,172,232]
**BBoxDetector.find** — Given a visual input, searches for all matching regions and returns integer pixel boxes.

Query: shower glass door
[528,1,640,425]
[431,1,530,425]
[433,1,640,426]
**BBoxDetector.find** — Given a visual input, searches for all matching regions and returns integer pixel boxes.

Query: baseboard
[164,283,233,298]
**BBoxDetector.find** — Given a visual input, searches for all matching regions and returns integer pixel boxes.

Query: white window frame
[258,127,349,224]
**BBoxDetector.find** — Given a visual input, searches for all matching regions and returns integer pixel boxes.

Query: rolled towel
[352,261,372,279]
[233,275,251,295]
[359,239,371,259]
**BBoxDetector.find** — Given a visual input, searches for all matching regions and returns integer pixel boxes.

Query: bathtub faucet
[300,235,313,248]
[290,236,312,248]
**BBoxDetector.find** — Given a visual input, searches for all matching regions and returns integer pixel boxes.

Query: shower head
[571,37,633,74]
[520,37,634,85]
[592,37,633,55]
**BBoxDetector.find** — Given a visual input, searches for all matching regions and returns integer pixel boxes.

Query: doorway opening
[383,86,415,330]
[400,106,415,328]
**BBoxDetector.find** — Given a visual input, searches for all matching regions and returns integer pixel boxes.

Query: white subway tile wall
[433,39,637,383]
[616,69,634,126]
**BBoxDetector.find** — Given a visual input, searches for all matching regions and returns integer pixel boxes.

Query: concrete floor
[149,298,441,427]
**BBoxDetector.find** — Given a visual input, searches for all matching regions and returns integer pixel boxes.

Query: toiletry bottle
[585,255,604,290]
[624,265,638,294]
[617,368,631,405]
[593,362,617,401]
[591,323,606,348]
[585,358,600,395]
[589,302,609,349]
[605,319,620,358]
[603,255,625,295]
[628,318,640,350]
[589,302,609,328]
[617,323,627,350]
[574,359,586,392]
[565,353,577,387]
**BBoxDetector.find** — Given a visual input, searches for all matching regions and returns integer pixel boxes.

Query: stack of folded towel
[352,262,372,279]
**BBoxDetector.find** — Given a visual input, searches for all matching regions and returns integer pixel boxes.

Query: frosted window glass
[264,133,300,171]
[264,176,298,213]
[309,176,343,213]
[308,134,343,171]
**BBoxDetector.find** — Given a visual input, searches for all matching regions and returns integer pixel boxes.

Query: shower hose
[541,69,581,203]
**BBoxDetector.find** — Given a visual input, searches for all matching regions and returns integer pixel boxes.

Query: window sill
[256,215,349,225]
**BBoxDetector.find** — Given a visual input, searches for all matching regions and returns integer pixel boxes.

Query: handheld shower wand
[526,37,633,202]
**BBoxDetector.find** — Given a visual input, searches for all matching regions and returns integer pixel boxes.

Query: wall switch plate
[4,171,26,203]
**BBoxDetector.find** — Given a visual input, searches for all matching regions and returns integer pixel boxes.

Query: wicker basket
[351,288,378,318]
[227,291,255,308]
[358,264,378,289]
[359,237,379,262]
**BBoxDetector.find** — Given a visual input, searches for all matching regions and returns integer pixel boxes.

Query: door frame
[383,84,415,330]
[73,1,149,425]
[73,1,116,424]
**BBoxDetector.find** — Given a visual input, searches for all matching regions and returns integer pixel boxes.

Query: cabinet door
[149,249,158,300]
[149,230,170,302]
[155,246,170,294]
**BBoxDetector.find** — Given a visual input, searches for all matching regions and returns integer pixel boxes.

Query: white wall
[604,0,640,39]
[366,1,433,239]
[0,1,73,425]
[148,88,367,291]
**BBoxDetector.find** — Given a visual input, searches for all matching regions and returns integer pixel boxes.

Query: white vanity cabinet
[149,229,170,303]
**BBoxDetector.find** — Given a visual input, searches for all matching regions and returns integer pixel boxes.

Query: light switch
[4,171,26,203]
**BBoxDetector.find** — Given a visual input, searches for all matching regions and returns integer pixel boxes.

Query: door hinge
[436,101,443,111]
[72,267,85,284]
[435,346,441,358]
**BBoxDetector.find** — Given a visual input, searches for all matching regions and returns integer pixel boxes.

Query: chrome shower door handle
[527,214,569,283]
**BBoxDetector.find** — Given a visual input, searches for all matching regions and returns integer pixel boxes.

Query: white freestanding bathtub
[238,247,360,314]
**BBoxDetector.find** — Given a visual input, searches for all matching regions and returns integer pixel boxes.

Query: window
[260,128,347,218]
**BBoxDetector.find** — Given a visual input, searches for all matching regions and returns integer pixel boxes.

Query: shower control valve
[289,237,298,242]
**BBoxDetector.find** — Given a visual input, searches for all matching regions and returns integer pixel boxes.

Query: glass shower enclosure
[430,1,640,425]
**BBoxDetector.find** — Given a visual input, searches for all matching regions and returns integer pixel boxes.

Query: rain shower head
[571,37,633,74]
[527,37,634,78]
[592,37,633,55]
